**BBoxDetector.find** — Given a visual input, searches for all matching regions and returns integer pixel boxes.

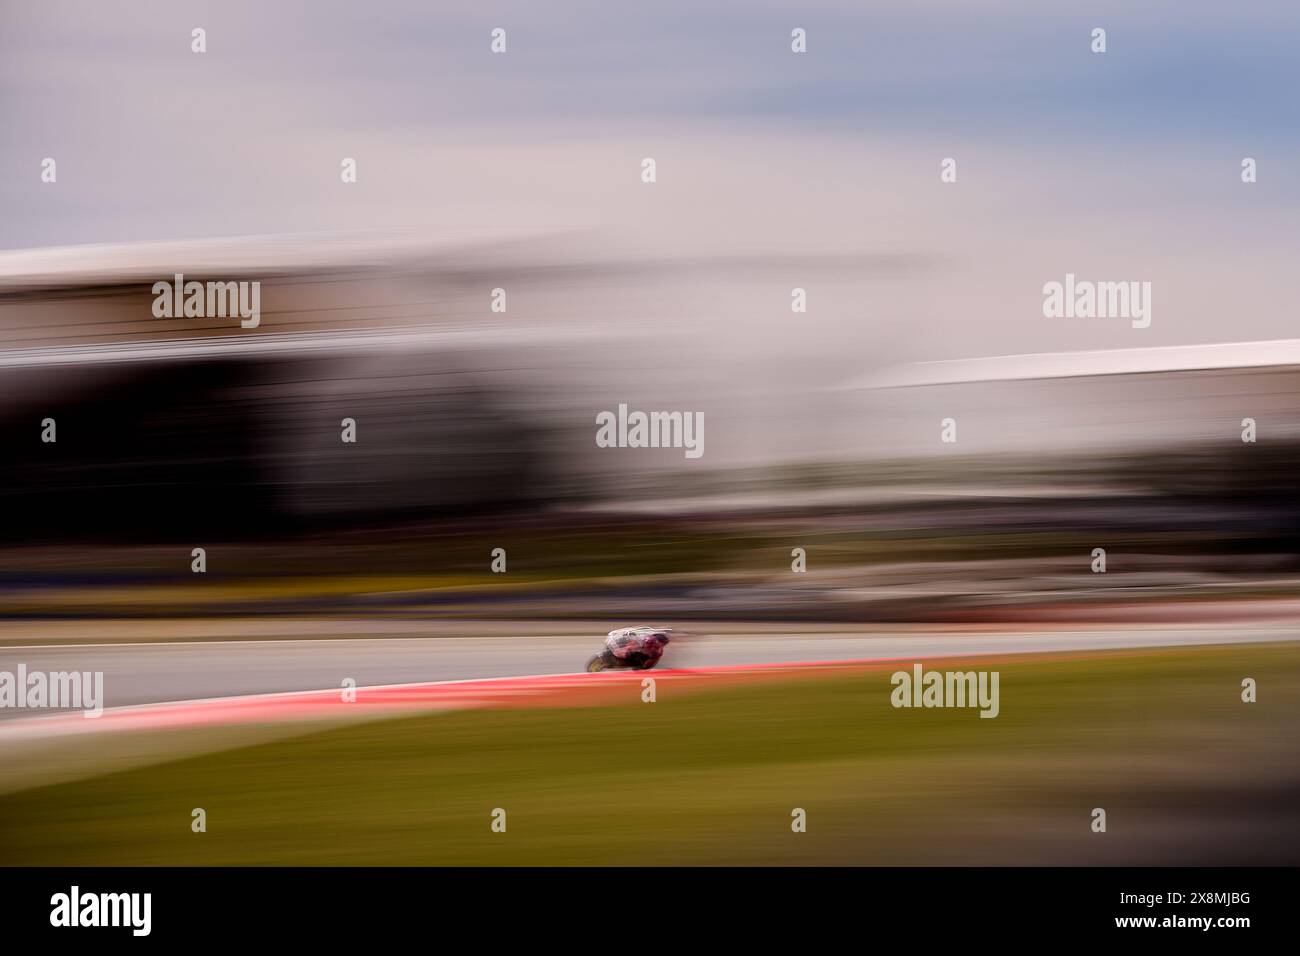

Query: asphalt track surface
[1,621,1296,720]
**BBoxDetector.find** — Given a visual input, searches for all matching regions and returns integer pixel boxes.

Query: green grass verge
[1,644,1297,865]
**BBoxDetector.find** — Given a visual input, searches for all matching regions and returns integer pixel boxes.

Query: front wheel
[586,653,613,673]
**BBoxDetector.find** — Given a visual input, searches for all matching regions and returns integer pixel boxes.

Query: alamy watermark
[0,665,104,717]
[890,663,1000,718]
[50,886,151,936]
[152,273,261,328]
[1042,273,1151,329]
[595,403,704,459]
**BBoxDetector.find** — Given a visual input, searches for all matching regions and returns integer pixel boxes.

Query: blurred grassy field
[1,644,1296,865]
[7,521,1281,618]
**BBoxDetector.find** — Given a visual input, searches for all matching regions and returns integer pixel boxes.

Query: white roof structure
[851,340,1300,389]
[0,324,636,369]
[0,229,564,291]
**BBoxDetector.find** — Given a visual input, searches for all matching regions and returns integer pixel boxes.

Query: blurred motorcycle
[585,626,673,672]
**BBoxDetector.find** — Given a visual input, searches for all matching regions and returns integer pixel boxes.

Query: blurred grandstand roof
[854,340,1300,388]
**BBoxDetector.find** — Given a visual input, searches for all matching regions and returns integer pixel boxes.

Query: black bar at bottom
[0,866,1286,943]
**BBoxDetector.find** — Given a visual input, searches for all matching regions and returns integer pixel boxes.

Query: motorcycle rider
[604,626,671,668]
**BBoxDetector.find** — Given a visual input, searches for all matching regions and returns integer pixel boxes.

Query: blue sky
[5,0,1300,249]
